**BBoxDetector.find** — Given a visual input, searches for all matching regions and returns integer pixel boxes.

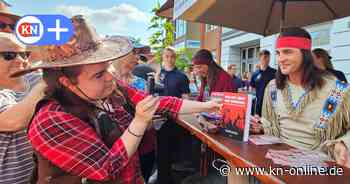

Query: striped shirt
[0,73,41,184]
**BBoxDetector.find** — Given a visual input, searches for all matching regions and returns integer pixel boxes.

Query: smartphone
[147,73,156,96]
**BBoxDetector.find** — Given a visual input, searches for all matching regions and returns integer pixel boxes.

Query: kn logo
[15,15,74,46]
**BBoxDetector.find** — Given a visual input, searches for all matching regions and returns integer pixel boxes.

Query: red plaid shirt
[28,82,182,184]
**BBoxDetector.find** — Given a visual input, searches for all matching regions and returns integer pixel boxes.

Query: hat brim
[134,46,151,54]
[0,12,20,22]
[10,38,134,78]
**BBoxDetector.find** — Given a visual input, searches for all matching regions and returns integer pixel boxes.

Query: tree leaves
[148,0,175,63]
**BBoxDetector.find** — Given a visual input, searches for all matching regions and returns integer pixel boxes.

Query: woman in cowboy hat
[110,36,156,182]
[11,15,221,184]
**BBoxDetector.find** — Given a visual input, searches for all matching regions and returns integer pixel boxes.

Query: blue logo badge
[15,15,74,46]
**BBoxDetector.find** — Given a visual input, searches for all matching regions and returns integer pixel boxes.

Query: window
[242,62,246,74]
[186,40,200,48]
[174,41,185,50]
[242,50,246,60]
[310,29,330,46]
[176,19,187,38]
[256,47,260,58]
[240,46,260,74]
[206,24,218,32]
[248,48,255,59]
[248,64,253,73]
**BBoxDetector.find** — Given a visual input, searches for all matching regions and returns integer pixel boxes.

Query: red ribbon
[276,36,312,50]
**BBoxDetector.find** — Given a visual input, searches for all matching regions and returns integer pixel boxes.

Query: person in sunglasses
[11,16,220,184]
[0,1,19,33]
[110,36,157,183]
[0,1,46,66]
[0,32,45,183]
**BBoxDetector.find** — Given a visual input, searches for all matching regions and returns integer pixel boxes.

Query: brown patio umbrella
[176,0,350,36]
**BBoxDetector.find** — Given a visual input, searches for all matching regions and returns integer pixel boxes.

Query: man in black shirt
[157,47,191,184]
[250,50,276,116]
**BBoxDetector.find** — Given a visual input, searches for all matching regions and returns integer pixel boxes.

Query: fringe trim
[281,84,318,117]
[263,78,350,151]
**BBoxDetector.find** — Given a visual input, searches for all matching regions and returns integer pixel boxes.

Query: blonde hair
[162,46,176,57]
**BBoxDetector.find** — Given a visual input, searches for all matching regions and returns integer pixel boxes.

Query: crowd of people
[0,1,349,184]
[0,2,221,184]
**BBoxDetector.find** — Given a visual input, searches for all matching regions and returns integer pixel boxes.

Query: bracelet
[127,127,143,137]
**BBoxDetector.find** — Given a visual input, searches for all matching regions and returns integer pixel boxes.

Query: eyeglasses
[0,22,15,31]
[0,52,31,61]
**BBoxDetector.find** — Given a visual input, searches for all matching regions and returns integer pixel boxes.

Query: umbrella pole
[280,0,287,32]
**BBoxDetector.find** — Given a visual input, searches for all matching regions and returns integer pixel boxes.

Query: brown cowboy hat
[0,32,26,52]
[10,15,133,77]
[0,1,20,22]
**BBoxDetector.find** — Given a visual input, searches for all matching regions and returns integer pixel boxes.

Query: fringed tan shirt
[261,76,350,157]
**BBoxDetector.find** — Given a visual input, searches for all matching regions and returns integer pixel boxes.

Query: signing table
[176,114,350,184]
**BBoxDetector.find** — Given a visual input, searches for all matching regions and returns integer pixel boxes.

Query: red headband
[276,36,312,50]
[192,58,212,65]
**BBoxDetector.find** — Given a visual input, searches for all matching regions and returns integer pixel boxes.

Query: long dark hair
[43,66,97,122]
[193,49,225,91]
[312,48,334,70]
[276,27,325,90]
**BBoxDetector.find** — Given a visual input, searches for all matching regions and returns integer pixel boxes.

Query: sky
[8,0,166,44]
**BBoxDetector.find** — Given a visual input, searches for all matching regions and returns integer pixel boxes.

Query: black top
[159,68,190,98]
[250,66,276,116]
[328,69,348,83]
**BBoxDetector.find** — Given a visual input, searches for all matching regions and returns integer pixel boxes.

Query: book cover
[211,92,253,142]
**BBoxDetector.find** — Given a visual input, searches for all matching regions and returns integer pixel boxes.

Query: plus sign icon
[15,15,74,46]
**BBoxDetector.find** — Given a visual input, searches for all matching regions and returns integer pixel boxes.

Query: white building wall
[221,17,350,81]
[330,17,350,79]
[221,31,262,74]
[221,43,240,71]
[224,33,262,46]
[220,45,230,69]
[260,35,278,68]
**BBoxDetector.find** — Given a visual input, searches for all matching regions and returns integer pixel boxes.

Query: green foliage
[148,1,196,71]
[148,0,175,63]
[175,48,193,71]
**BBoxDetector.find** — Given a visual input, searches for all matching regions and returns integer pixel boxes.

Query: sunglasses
[0,22,15,31]
[138,54,148,62]
[0,52,31,61]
